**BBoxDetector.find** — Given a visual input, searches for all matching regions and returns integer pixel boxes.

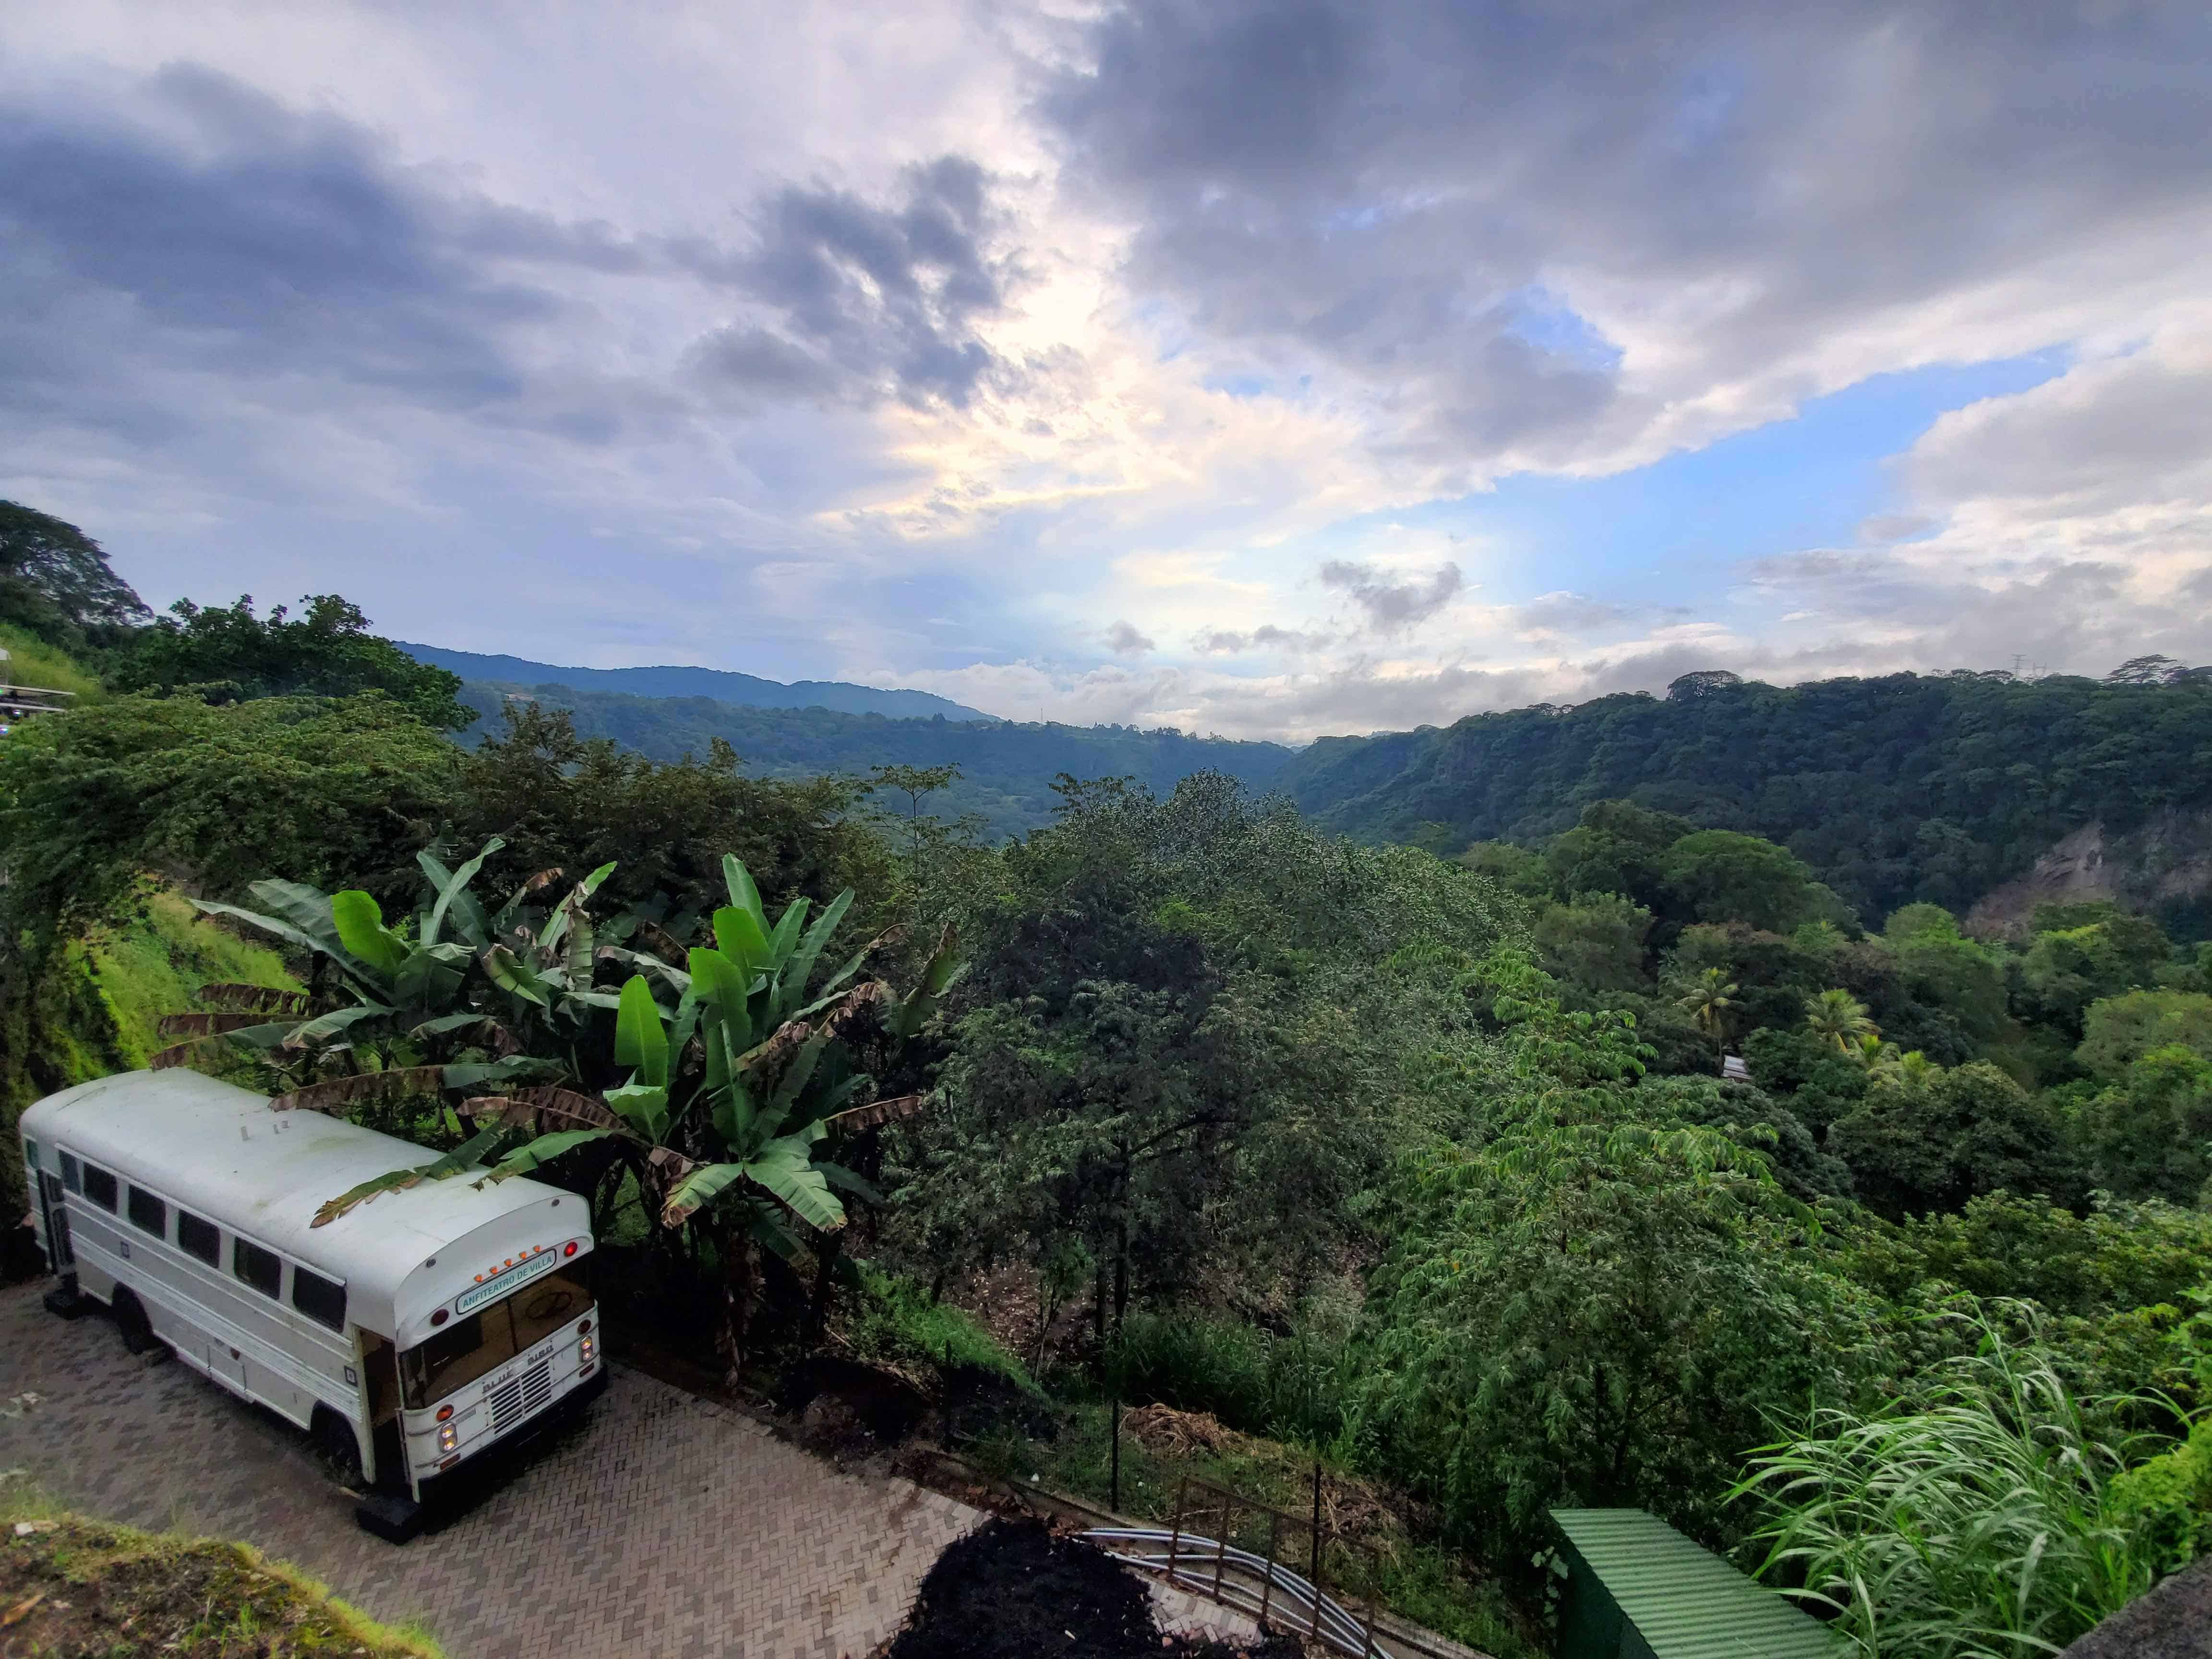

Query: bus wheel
[311,1407,363,1487]
[111,1289,155,1356]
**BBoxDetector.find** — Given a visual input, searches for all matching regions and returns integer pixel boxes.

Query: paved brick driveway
[0,1283,983,1658]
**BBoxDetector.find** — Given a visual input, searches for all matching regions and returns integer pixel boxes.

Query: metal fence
[1080,1474,1399,1658]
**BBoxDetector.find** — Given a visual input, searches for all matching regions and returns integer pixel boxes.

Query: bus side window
[60,1153,81,1194]
[292,1267,346,1331]
[82,1165,118,1212]
[177,1212,220,1266]
[126,1185,167,1237]
[234,1238,282,1298]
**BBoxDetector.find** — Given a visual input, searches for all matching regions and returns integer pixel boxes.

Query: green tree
[0,500,147,645]
[110,595,473,731]
[0,692,456,934]
[1534,891,1652,991]
[1672,966,1737,1065]
[2076,990,2212,1078]
[1661,830,1844,933]
[1830,1060,2068,1217]
[1355,1111,1851,1554]
[1805,987,1878,1053]
[2079,1045,2212,1204]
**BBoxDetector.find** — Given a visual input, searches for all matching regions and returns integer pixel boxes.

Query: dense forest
[1283,667,2212,929]
[450,676,1292,841]
[7,498,2212,1656]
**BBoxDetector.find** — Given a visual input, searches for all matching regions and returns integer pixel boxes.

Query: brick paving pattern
[0,1283,982,1658]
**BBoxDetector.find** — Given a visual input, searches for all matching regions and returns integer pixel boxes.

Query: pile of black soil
[885,1517,1303,1659]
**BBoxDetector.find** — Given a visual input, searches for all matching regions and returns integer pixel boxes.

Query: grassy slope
[2,1486,444,1657]
[1,631,299,1130]
[0,621,103,703]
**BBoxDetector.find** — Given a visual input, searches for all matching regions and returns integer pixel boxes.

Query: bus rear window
[127,1186,166,1236]
[82,1165,118,1212]
[177,1212,220,1266]
[292,1267,347,1331]
[234,1238,282,1298]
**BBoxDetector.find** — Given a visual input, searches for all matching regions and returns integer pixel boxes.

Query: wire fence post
[1166,1478,1186,1591]
[1109,1391,1121,1512]
[1258,1508,1281,1631]
[1211,1495,1234,1601]
[1310,1460,1324,1596]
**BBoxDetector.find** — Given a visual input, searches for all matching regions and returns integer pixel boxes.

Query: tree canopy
[0,499,147,646]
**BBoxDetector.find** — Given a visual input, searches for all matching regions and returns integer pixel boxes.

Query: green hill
[458,679,1293,842]
[1279,670,2212,925]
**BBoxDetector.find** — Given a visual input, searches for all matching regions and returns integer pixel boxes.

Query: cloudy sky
[3,1,2209,739]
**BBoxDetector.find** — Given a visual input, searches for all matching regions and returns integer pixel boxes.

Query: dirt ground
[882,1517,1304,1659]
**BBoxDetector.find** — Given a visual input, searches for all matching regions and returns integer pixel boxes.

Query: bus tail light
[435,1404,453,1422]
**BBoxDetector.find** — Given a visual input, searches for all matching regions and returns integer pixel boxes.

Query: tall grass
[1105,1309,1354,1446]
[1733,1308,2176,1658]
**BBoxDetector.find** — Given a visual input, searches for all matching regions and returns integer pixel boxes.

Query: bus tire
[311,1407,364,1486]
[111,1288,155,1356]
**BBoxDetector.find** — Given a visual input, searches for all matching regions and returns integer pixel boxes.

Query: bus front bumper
[414,1362,611,1503]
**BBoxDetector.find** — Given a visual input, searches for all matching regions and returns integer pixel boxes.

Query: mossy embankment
[1,1485,444,1657]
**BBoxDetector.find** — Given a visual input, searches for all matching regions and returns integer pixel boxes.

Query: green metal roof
[1550,1508,1843,1659]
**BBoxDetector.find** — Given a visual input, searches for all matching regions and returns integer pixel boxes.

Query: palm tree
[1675,967,1738,1068]
[1805,987,1877,1054]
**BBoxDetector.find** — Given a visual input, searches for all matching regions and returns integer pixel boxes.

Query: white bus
[21,1069,606,1540]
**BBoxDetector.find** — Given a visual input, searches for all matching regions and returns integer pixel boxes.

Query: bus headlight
[579,1332,596,1364]
[437,1421,457,1454]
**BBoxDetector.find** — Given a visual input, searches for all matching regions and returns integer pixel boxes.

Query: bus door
[35,1169,73,1276]
[361,1334,407,1489]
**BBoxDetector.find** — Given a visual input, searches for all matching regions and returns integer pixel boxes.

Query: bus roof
[22,1070,588,1337]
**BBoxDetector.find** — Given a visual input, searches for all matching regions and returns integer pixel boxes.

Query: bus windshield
[398,1262,595,1409]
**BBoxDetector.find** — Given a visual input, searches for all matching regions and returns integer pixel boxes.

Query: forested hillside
[1283,668,2212,927]
[453,677,1292,841]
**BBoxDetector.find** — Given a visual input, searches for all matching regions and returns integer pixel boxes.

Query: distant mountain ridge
[452,678,1291,843]
[398,643,998,723]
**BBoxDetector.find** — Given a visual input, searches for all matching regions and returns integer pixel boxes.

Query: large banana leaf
[421,836,503,947]
[614,974,669,1086]
[721,854,769,943]
[893,922,966,1039]
[393,940,470,1012]
[767,896,810,968]
[687,948,753,1051]
[281,1002,394,1049]
[272,1067,446,1115]
[776,890,853,1022]
[481,944,555,1007]
[192,898,343,971]
[476,1128,621,1185]
[605,1080,671,1142]
[313,1124,507,1227]
[244,878,351,959]
[744,1136,846,1231]
[330,891,410,976]
[712,905,770,974]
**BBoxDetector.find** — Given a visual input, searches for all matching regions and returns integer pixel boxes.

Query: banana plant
[160,838,579,1112]
[314,853,966,1378]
